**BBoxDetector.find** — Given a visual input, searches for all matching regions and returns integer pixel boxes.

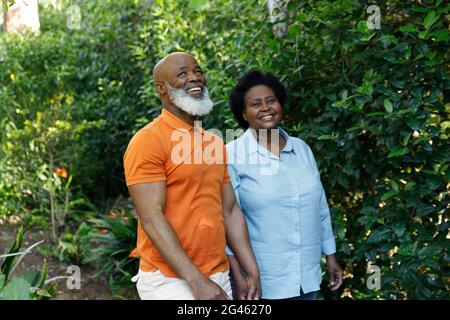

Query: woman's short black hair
[229,70,287,129]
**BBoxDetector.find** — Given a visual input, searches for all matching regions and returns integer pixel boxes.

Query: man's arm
[228,255,249,300]
[222,182,261,300]
[129,182,228,300]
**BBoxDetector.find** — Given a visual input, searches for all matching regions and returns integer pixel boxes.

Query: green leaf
[418,30,428,39]
[37,260,48,289]
[357,20,368,32]
[384,99,393,113]
[189,0,207,9]
[0,277,31,300]
[357,83,373,95]
[0,274,5,289]
[404,182,416,192]
[23,266,38,285]
[423,11,438,29]
[34,288,52,298]
[361,33,376,42]
[430,29,450,41]
[318,135,334,140]
[338,224,346,240]
[367,228,391,243]
[402,133,411,146]
[418,244,443,257]
[390,180,399,192]
[1,227,24,282]
[416,204,436,216]
[392,224,406,238]
[400,24,419,33]
[388,146,408,158]
[381,191,397,201]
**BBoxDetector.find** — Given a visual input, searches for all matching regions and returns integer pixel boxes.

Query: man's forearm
[140,211,204,284]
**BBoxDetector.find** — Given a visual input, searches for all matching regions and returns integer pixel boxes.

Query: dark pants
[260,290,318,301]
[283,290,318,300]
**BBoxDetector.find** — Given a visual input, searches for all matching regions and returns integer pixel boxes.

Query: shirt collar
[243,127,295,157]
[160,108,195,132]
[280,128,295,154]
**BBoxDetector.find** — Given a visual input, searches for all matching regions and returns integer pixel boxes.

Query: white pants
[132,269,233,300]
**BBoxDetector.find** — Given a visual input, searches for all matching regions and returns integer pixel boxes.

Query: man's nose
[187,71,201,82]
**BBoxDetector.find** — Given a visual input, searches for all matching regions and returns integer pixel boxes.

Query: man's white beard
[167,84,213,116]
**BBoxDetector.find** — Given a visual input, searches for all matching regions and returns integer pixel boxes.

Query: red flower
[55,167,68,179]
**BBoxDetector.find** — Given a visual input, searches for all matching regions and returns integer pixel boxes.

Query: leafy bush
[0,0,448,299]
[126,0,450,299]
[87,206,138,296]
[0,227,56,300]
[55,221,92,265]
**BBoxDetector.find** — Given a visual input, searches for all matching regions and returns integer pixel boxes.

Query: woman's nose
[260,103,271,112]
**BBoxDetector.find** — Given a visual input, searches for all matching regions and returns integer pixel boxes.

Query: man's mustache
[185,83,205,91]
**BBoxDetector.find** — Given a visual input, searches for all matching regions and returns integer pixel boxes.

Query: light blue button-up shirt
[226,128,336,299]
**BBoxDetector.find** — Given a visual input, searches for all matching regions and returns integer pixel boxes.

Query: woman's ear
[242,112,247,121]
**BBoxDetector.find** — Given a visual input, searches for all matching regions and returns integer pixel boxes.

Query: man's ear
[155,82,167,95]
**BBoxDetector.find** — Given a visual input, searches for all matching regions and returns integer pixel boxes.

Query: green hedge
[0,0,448,299]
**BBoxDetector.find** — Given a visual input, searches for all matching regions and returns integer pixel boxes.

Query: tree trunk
[4,0,40,34]
[2,1,4,32]
[49,154,57,243]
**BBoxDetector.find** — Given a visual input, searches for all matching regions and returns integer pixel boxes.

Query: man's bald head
[153,52,198,84]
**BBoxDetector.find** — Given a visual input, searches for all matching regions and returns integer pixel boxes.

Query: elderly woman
[226,71,343,300]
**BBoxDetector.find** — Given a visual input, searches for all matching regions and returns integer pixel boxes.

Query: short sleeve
[123,128,167,186]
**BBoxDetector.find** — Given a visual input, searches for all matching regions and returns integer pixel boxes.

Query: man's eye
[196,70,203,75]
[178,72,186,77]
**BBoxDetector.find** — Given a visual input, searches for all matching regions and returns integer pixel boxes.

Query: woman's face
[243,85,283,130]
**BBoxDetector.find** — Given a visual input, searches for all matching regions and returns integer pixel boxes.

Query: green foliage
[55,221,92,265]
[0,227,55,300]
[87,206,138,296]
[0,0,448,299]
[126,0,450,299]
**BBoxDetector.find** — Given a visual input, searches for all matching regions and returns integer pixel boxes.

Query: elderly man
[123,52,260,300]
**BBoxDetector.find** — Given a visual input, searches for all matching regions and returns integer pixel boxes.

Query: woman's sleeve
[319,188,337,255]
[305,143,336,255]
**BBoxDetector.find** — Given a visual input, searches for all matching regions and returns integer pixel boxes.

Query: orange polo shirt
[123,108,230,277]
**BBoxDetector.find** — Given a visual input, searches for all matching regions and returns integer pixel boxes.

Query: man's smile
[186,85,204,98]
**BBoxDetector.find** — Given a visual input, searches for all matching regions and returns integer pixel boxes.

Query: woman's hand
[326,254,343,291]
[232,272,249,300]
[245,272,261,300]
